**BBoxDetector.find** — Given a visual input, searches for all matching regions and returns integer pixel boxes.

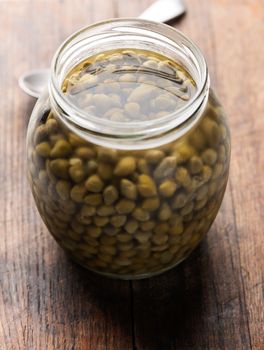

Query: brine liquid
[62,48,197,122]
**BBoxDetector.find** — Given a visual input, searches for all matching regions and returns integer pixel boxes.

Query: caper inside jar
[62,49,196,122]
[27,20,230,279]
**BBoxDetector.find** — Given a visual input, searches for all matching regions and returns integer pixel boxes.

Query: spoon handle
[138,0,186,23]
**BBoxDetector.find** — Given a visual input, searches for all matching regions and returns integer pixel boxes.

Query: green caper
[158,203,172,221]
[104,227,120,237]
[189,129,207,151]
[142,59,158,69]
[50,139,72,158]
[124,219,139,234]
[38,170,48,187]
[201,118,221,146]
[100,235,116,246]
[109,110,126,122]
[67,229,82,241]
[74,147,95,159]
[180,202,194,216]
[196,185,208,201]
[87,159,98,174]
[189,156,203,174]
[202,165,213,182]
[104,107,123,120]
[116,233,133,243]
[93,94,113,113]
[114,157,136,176]
[137,159,151,175]
[35,142,51,157]
[119,250,136,259]
[97,148,118,163]
[120,179,137,200]
[85,174,104,192]
[99,245,117,256]
[137,174,157,197]
[34,124,48,144]
[94,216,109,227]
[49,134,66,147]
[154,94,176,110]
[124,102,140,117]
[175,143,196,163]
[85,225,102,238]
[175,167,192,188]
[134,231,152,244]
[145,150,165,164]
[115,199,136,214]
[84,193,103,206]
[97,163,114,180]
[69,163,86,183]
[160,251,173,264]
[140,220,155,231]
[70,184,87,203]
[110,215,127,228]
[69,158,82,167]
[142,197,160,211]
[97,205,116,216]
[68,133,87,147]
[114,257,132,266]
[128,85,157,103]
[212,162,223,179]
[71,218,85,234]
[195,197,208,210]
[119,73,137,83]
[154,156,177,179]
[59,200,76,215]
[103,185,119,205]
[98,253,113,264]
[49,159,70,179]
[152,233,168,246]
[218,145,226,162]
[80,205,96,218]
[172,192,188,209]
[170,222,184,235]
[46,118,58,134]
[56,180,71,200]
[159,180,177,197]
[132,208,150,222]
[201,148,217,165]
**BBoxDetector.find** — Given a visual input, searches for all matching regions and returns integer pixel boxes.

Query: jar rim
[49,18,209,149]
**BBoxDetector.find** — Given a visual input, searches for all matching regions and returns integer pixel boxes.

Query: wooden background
[0,0,263,349]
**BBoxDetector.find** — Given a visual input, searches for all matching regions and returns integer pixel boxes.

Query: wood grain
[0,0,263,349]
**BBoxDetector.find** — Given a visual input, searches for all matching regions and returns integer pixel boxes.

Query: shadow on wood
[46,240,210,349]
[131,243,207,350]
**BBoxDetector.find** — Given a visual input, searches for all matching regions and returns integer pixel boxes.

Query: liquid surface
[62,49,197,122]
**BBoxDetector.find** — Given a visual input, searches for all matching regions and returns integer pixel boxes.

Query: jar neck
[49,19,210,150]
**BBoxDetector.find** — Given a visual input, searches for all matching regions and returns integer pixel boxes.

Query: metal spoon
[19,0,186,98]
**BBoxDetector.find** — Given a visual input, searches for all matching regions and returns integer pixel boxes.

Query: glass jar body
[27,89,230,279]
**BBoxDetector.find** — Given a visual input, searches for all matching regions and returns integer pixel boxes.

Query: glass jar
[27,19,231,279]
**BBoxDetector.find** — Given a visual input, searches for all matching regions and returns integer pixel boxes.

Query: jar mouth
[49,18,209,149]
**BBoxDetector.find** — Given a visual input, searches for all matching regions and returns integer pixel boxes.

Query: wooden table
[1,1,263,349]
